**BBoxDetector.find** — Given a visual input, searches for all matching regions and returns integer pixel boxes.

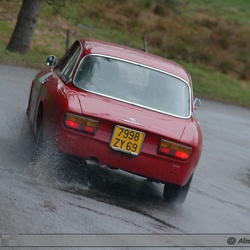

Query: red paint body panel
[28,39,203,186]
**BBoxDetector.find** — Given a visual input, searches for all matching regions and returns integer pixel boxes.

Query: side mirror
[46,55,58,68]
[193,98,201,110]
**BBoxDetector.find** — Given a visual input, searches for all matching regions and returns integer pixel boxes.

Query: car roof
[79,39,191,84]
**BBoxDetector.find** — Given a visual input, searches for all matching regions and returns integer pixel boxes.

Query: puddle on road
[52,162,182,230]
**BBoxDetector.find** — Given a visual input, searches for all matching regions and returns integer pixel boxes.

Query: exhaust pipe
[85,157,100,166]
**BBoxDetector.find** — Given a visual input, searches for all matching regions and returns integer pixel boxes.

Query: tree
[6,0,43,54]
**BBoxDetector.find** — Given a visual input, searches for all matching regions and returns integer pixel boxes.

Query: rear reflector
[159,139,192,160]
[64,113,99,134]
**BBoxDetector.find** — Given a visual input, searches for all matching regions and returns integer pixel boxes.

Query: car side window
[58,43,81,82]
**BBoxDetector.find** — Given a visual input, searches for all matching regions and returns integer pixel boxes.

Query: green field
[0,0,249,107]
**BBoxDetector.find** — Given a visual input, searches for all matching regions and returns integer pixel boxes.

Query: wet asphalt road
[0,64,250,249]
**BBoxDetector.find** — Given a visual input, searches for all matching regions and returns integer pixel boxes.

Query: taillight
[159,139,192,160]
[64,113,99,134]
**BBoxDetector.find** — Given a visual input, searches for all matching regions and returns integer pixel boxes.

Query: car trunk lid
[76,92,188,141]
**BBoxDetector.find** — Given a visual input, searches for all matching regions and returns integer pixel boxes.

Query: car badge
[119,117,145,127]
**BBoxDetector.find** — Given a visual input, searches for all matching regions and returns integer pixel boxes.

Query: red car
[27,38,203,203]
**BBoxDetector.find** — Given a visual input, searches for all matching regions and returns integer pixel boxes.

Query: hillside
[0,0,250,106]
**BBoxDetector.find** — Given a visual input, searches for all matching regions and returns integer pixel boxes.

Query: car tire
[31,124,44,163]
[31,117,86,182]
[163,175,193,204]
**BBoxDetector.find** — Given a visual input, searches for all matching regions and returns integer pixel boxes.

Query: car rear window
[74,55,191,118]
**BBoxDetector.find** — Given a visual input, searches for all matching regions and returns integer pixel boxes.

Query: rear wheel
[31,122,44,163]
[30,105,87,183]
[31,103,45,162]
[163,175,193,204]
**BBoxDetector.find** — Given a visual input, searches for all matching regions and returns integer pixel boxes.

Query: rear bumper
[54,127,200,186]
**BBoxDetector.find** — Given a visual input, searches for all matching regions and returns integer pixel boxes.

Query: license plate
[110,125,145,155]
